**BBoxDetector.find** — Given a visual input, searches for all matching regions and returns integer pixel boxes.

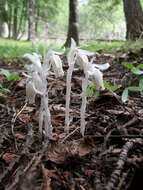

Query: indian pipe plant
[24,39,110,139]
[65,39,110,136]
[24,50,64,139]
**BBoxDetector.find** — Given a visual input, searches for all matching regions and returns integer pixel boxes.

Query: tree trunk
[35,5,40,34]
[8,3,13,38]
[13,1,18,39]
[123,0,143,40]
[0,0,7,37]
[64,0,79,47]
[27,0,35,41]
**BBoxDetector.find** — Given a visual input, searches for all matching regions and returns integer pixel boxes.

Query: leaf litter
[0,49,143,189]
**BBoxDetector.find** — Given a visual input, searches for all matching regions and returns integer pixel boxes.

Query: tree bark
[64,0,79,47]
[123,0,143,40]
[13,0,18,39]
[0,0,8,37]
[8,3,13,38]
[27,0,35,41]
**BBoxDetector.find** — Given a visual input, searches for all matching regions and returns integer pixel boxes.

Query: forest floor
[0,48,143,190]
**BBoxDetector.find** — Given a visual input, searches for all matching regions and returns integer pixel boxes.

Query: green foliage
[80,40,125,53]
[0,83,10,94]
[0,38,63,58]
[122,62,143,102]
[86,80,119,97]
[104,80,119,92]
[86,81,96,97]
[0,69,20,81]
[79,0,124,38]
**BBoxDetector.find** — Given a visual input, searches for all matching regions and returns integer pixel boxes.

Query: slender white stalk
[65,63,75,132]
[38,94,53,138]
[42,95,53,138]
[80,73,89,136]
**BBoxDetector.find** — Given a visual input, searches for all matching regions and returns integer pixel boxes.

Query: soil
[0,49,143,190]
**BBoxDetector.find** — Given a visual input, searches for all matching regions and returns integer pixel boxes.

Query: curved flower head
[93,62,110,71]
[26,80,43,104]
[76,49,89,72]
[32,72,45,92]
[88,65,104,90]
[26,81,36,104]
[43,50,64,78]
[24,53,42,67]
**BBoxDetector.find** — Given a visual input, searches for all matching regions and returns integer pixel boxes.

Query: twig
[104,139,142,190]
[11,102,27,150]
[11,102,27,136]
[86,134,143,139]
[61,127,80,143]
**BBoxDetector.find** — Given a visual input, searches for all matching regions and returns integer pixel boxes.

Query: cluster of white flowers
[65,39,110,136]
[24,51,64,138]
[25,39,109,139]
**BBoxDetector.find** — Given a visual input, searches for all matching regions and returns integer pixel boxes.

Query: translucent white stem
[80,73,89,136]
[39,94,53,138]
[65,63,75,132]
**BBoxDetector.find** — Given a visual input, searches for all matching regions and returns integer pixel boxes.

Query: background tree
[27,0,35,41]
[0,0,8,37]
[123,0,143,40]
[64,0,79,47]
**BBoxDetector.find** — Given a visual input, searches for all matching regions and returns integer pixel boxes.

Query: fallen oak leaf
[2,152,17,164]
[46,142,67,164]
[15,133,25,140]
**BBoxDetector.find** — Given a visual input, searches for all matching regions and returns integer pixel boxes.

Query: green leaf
[139,77,143,89]
[122,88,128,103]
[123,62,134,70]
[128,86,141,92]
[86,81,96,97]
[131,67,143,75]
[137,64,143,70]
[0,83,10,93]
[7,72,20,81]
[104,80,119,92]
[0,69,20,81]
[0,69,11,78]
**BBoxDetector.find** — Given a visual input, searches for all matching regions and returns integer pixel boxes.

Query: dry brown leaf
[67,139,92,156]
[18,113,31,123]
[46,142,67,164]
[15,133,25,140]
[2,152,16,163]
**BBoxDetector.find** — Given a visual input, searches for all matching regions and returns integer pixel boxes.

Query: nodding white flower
[88,67,104,90]
[25,50,59,139]
[76,50,89,71]
[43,50,64,78]
[26,81,43,104]
[26,81,36,104]
[32,72,45,92]
[49,52,64,78]
[65,38,110,136]
[93,62,110,71]
[24,53,42,70]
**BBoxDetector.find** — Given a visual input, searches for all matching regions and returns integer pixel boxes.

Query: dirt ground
[0,50,143,190]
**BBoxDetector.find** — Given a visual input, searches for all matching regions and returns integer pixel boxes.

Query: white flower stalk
[65,39,77,132]
[65,39,109,136]
[80,72,89,136]
[24,53,53,139]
